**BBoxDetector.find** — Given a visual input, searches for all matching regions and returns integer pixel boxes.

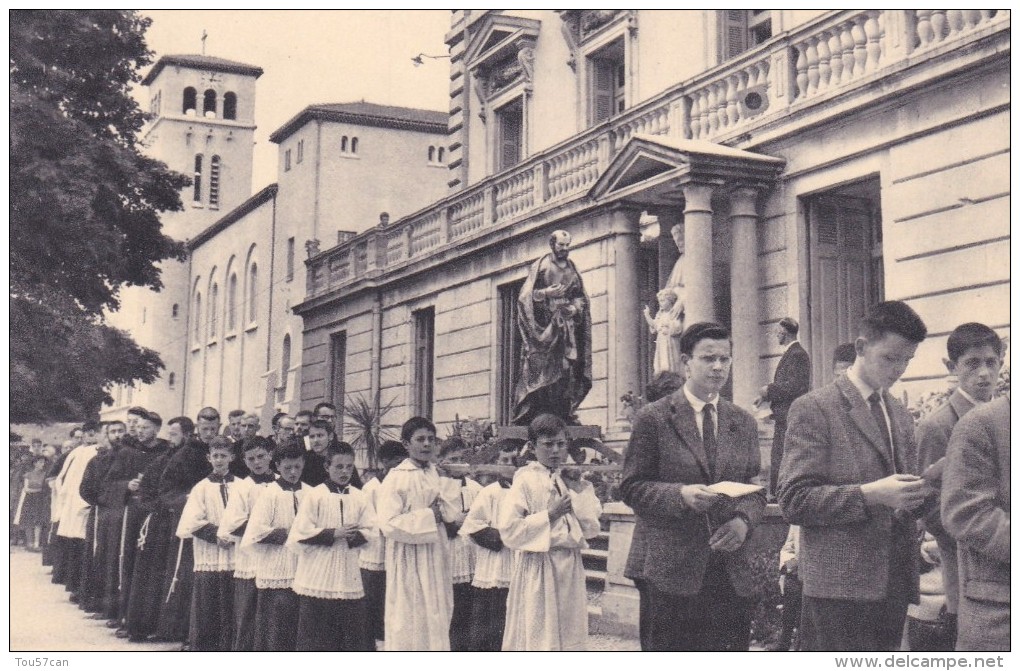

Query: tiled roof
[142,54,264,85]
[270,101,448,143]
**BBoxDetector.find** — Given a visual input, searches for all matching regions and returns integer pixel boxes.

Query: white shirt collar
[846,362,880,403]
[782,339,799,353]
[955,387,982,406]
[683,382,718,414]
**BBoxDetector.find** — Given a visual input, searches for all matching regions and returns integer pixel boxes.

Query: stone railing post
[482,185,495,227]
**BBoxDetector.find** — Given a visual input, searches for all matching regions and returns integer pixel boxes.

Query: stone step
[585,568,607,585]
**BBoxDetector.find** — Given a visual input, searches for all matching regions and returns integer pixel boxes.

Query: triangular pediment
[465,14,542,67]
[589,134,785,203]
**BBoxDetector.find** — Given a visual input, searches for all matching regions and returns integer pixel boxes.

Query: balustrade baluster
[851,17,868,74]
[979,10,995,23]
[865,11,882,70]
[946,10,963,38]
[805,38,820,96]
[816,32,831,92]
[689,95,701,139]
[795,44,809,98]
[962,10,980,30]
[930,10,947,44]
[916,10,934,47]
[827,30,843,86]
[840,22,857,79]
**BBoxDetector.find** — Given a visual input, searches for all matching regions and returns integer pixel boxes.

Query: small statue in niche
[643,287,685,377]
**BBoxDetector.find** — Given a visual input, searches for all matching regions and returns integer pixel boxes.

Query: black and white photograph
[9,8,1011,661]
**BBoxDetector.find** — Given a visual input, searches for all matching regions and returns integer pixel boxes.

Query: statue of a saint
[643,287,685,376]
[512,230,593,425]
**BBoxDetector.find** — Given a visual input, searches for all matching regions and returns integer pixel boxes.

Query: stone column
[682,182,717,324]
[729,187,761,410]
[606,205,643,438]
[655,209,683,289]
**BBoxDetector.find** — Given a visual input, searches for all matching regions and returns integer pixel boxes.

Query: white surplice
[439,475,483,584]
[358,477,385,571]
[55,444,99,540]
[177,476,237,572]
[218,476,274,579]
[242,481,305,588]
[376,459,453,651]
[498,461,602,651]
[460,480,515,589]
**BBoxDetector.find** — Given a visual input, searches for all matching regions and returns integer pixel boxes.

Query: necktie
[220,482,228,507]
[868,392,898,473]
[292,492,298,515]
[702,404,718,479]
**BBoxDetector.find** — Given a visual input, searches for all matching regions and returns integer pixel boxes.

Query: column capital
[682,182,719,214]
[729,186,761,219]
[604,203,644,235]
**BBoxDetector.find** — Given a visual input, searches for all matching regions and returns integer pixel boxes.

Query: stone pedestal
[595,501,640,638]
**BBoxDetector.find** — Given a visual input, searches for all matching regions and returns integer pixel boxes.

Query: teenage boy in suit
[778,301,931,651]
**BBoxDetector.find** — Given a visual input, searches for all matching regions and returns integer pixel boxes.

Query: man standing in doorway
[756,317,811,500]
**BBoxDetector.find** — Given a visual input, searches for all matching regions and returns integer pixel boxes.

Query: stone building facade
[294,10,1010,445]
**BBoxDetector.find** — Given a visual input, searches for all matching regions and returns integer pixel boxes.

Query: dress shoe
[88,613,107,620]
[106,619,121,629]
[115,628,130,638]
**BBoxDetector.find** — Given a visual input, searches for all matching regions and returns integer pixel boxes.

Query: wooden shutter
[591,58,616,124]
[498,102,523,170]
[808,195,881,386]
[719,10,748,61]
[330,332,347,420]
[414,308,435,418]
[499,280,525,424]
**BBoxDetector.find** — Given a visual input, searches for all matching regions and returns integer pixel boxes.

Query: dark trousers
[801,595,909,651]
[232,577,258,651]
[117,504,146,619]
[770,420,787,499]
[253,588,300,652]
[295,595,373,651]
[450,582,474,651]
[189,570,235,651]
[636,557,752,651]
[777,574,803,650]
[470,586,509,651]
[126,511,175,639]
[58,537,86,594]
[360,568,386,643]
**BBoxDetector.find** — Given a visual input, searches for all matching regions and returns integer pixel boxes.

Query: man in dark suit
[941,394,1010,651]
[756,317,811,500]
[778,301,931,651]
[914,322,1004,647]
[622,322,766,651]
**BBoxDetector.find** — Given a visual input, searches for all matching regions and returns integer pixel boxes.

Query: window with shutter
[496,99,523,171]
[588,38,625,126]
[720,10,749,61]
[413,307,435,418]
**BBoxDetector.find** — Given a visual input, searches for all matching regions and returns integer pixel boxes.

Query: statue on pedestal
[512,230,593,426]
[643,287,685,376]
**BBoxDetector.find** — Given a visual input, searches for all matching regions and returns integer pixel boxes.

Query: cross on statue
[201,30,208,55]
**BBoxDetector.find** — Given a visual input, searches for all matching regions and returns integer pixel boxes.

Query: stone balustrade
[305,9,1008,299]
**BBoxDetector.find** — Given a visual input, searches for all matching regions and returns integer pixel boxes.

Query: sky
[135,10,454,190]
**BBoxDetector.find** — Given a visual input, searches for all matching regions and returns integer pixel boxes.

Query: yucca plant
[343,390,399,469]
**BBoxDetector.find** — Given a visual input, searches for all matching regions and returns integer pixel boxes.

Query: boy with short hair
[437,437,483,651]
[301,419,334,487]
[217,436,276,651]
[287,443,375,651]
[499,413,603,650]
[376,417,453,651]
[914,322,1003,647]
[176,437,238,651]
[460,444,519,651]
[359,439,409,648]
[242,441,306,651]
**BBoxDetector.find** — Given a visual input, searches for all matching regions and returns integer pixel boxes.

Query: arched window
[248,263,258,323]
[193,154,203,203]
[209,282,219,339]
[194,292,202,343]
[280,335,292,399]
[428,146,435,162]
[172,303,179,319]
[438,147,445,162]
[183,87,197,114]
[351,137,359,154]
[168,372,176,390]
[203,89,217,117]
[227,273,238,332]
[209,155,221,208]
[341,136,348,153]
[223,92,237,120]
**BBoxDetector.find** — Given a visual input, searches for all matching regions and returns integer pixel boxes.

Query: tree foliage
[10,11,189,422]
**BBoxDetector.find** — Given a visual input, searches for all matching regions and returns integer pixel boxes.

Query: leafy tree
[10,10,189,422]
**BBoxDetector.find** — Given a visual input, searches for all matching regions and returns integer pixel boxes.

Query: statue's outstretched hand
[544,283,567,299]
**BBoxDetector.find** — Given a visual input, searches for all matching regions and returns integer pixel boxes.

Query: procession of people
[11,233,1008,653]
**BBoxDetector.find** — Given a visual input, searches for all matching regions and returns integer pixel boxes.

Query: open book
[706,481,765,498]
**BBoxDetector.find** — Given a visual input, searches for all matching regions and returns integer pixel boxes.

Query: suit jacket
[777,375,919,602]
[621,389,765,597]
[764,341,811,425]
[915,390,975,538]
[941,396,1010,649]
